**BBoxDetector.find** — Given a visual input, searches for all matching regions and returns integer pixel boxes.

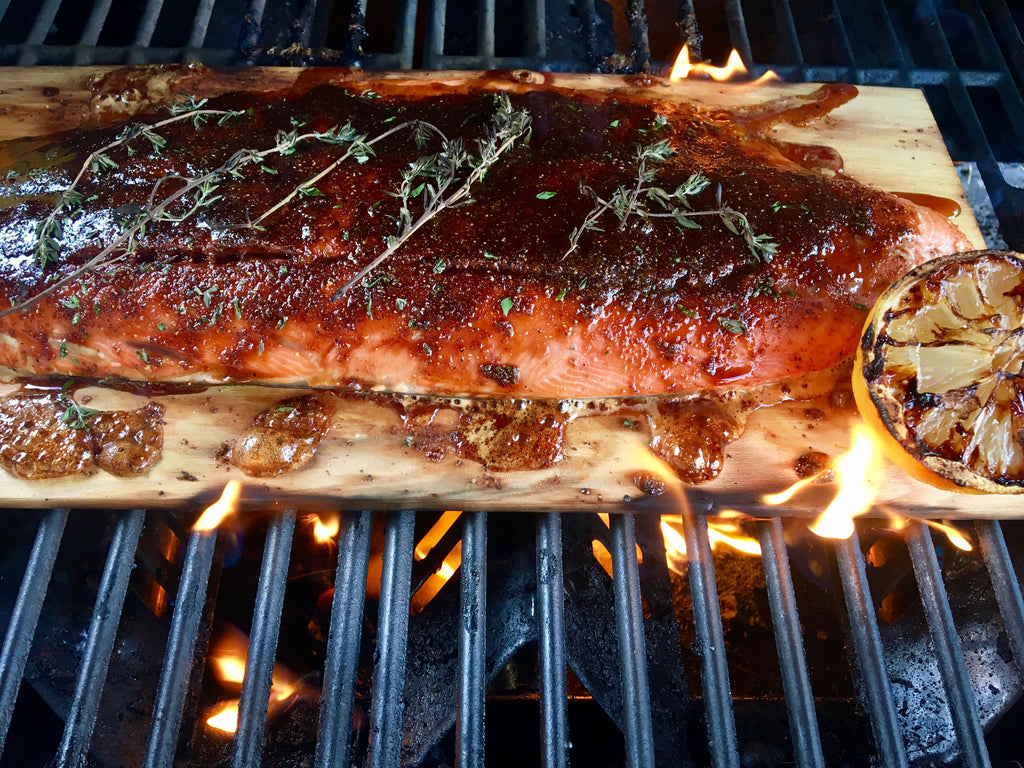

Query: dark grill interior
[1,2,1024,767]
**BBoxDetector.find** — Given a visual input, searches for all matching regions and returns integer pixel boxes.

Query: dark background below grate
[1,2,1024,768]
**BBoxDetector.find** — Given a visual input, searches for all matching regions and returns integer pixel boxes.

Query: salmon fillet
[0,80,972,397]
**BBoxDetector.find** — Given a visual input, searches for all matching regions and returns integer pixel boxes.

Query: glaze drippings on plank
[0,389,163,478]
[229,391,337,476]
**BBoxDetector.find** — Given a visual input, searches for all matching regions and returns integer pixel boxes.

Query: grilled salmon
[0,79,972,397]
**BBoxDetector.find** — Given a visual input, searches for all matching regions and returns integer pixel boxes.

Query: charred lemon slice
[853,250,1024,494]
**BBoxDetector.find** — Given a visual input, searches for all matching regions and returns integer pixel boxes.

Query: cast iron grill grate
[0,1,1023,767]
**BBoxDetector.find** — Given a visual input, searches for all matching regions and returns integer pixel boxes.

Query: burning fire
[807,425,885,539]
[761,425,884,540]
[306,512,339,545]
[205,626,299,735]
[410,541,462,613]
[193,481,243,532]
[660,514,762,574]
[621,441,760,574]
[669,45,779,84]
[882,511,973,552]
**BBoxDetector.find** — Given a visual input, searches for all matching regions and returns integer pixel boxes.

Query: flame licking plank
[807,425,886,539]
[623,439,760,574]
[669,45,779,84]
[193,480,243,532]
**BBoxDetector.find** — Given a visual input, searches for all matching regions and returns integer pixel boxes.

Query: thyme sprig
[28,97,244,270]
[240,120,444,232]
[332,93,531,299]
[5,93,530,317]
[58,394,100,430]
[3,115,373,318]
[564,139,778,264]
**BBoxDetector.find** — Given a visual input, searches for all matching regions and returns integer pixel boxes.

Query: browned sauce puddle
[891,191,961,219]
[0,390,164,479]
[0,363,850,491]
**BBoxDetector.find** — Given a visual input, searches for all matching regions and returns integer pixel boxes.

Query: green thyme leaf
[718,316,746,334]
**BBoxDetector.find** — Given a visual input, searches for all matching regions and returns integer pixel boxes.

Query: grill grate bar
[186,0,219,53]
[477,0,495,60]
[889,1,1022,248]
[292,0,322,48]
[367,510,416,768]
[623,0,650,69]
[142,527,219,768]
[315,510,373,768]
[609,513,655,768]
[976,520,1024,672]
[681,514,739,768]
[905,521,991,768]
[757,518,825,768]
[16,0,62,65]
[231,509,296,768]
[73,0,116,63]
[771,0,806,74]
[536,513,568,768]
[55,508,147,768]
[456,511,488,767]
[982,0,1024,88]
[833,532,908,768]
[0,508,69,755]
[132,0,166,48]
[238,0,270,53]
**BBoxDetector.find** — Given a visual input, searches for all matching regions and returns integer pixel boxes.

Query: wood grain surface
[0,66,1007,516]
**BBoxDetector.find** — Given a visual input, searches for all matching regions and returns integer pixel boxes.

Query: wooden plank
[0,67,1002,515]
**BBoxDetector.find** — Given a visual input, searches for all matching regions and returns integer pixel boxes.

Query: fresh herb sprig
[331,93,531,300]
[1,111,391,318]
[58,394,100,430]
[28,97,244,270]
[564,139,778,264]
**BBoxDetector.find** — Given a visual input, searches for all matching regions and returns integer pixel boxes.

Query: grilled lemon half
[853,250,1024,494]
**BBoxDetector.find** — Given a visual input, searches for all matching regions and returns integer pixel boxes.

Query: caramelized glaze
[0,391,94,479]
[0,389,164,478]
[90,401,165,476]
[229,391,337,477]
[0,81,971,397]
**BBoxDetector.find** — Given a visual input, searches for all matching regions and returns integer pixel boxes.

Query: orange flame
[410,541,463,614]
[306,513,339,545]
[927,520,973,552]
[883,510,973,552]
[623,439,759,572]
[415,511,462,560]
[669,45,779,84]
[808,425,885,539]
[660,513,761,573]
[193,481,243,532]
[205,626,299,735]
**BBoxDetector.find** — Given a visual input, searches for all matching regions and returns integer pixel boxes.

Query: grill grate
[1,1,1024,767]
